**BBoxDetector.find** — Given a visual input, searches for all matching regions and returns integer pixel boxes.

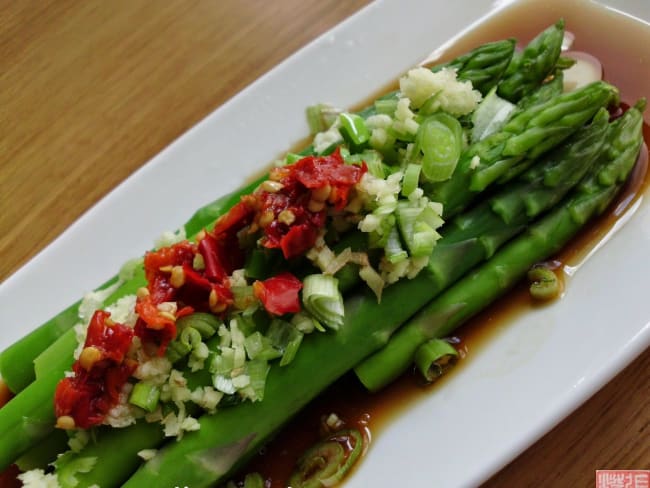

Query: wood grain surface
[0,1,647,487]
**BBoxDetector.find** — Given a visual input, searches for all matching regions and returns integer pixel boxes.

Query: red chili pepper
[144,241,197,303]
[134,296,177,355]
[253,272,303,315]
[290,149,367,189]
[212,200,256,234]
[54,311,136,429]
[258,150,366,258]
[279,224,319,259]
[199,233,228,282]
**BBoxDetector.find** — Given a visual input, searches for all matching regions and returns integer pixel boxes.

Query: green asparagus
[354,101,645,392]
[0,21,641,488]
[0,28,536,396]
[433,39,516,95]
[426,80,618,217]
[497,20,565,102]
[0,177,264,394]
[30,104,614,488]
[122,102,643,488]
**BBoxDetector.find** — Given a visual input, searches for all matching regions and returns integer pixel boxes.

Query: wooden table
[1,1,647,486]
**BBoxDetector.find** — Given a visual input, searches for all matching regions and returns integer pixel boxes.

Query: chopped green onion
[527,265,561,300]
[211,348,235,376]
[280,330,304,367]
[166,340,191,364]
[410,221,438,258]
[176,312,222,339]
[360,150,385,178]
[384,225,408,264]
[231,286,255,310]
[129,382,161,412]
[243,332,281,361]
[229,313,260,339]
[374,98,399,115]
[339,112,370,152]
[306,104,340,135]
[54,453,97,488]
[243,359,270,401]
[418,92,442,116]
[285,152,304,165]
[302,274,345,330]
[416,113,463,182]
[401,163,421,197]
[396,203,439,258]
[288,429,363,488]
[417,204,445,230]
[413,338,459,383]
[292,312,325,333]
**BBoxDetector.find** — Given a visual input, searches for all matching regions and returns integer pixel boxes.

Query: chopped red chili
[53,152,365,429]
[54,311,135,429]
[253,272,303,316]
[259,149,366,258]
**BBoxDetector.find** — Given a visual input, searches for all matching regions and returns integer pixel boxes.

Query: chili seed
[193,253,205,270]
[56,415,76,430]
[79,346,103,371]
[157,302,178,315]
[278,209,296,225]
[170,266,185,288]
[308,199,325,212]
[158,311,176,322]
[311,184,332,202]
[261,180,284,193]
[258,210,275,228]
[209,289,227,313]
[136,287,150,299]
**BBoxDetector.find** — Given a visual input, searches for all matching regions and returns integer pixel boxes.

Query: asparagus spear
[497,20,565,102]
[432,39,516,95]
[426,80,617,218]
[355,101,645,391]
[357,38,516,120]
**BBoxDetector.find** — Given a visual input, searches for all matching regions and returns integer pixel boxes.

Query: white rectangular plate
[1,0,649,486]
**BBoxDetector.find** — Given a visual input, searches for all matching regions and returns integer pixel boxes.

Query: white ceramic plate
[1,0,649,487]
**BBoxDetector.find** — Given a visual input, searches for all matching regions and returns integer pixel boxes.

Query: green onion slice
[302,274,345,330]
[339,112,370,151]
[128,382,161,412]
[414,338,459,383]
[176,312,222,339]
[288,429,364,488]
[527,265,561,300]
[401,163,421,197]
[416,113,463,182]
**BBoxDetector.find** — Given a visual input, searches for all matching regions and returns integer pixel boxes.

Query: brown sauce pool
[233,1,650,486]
